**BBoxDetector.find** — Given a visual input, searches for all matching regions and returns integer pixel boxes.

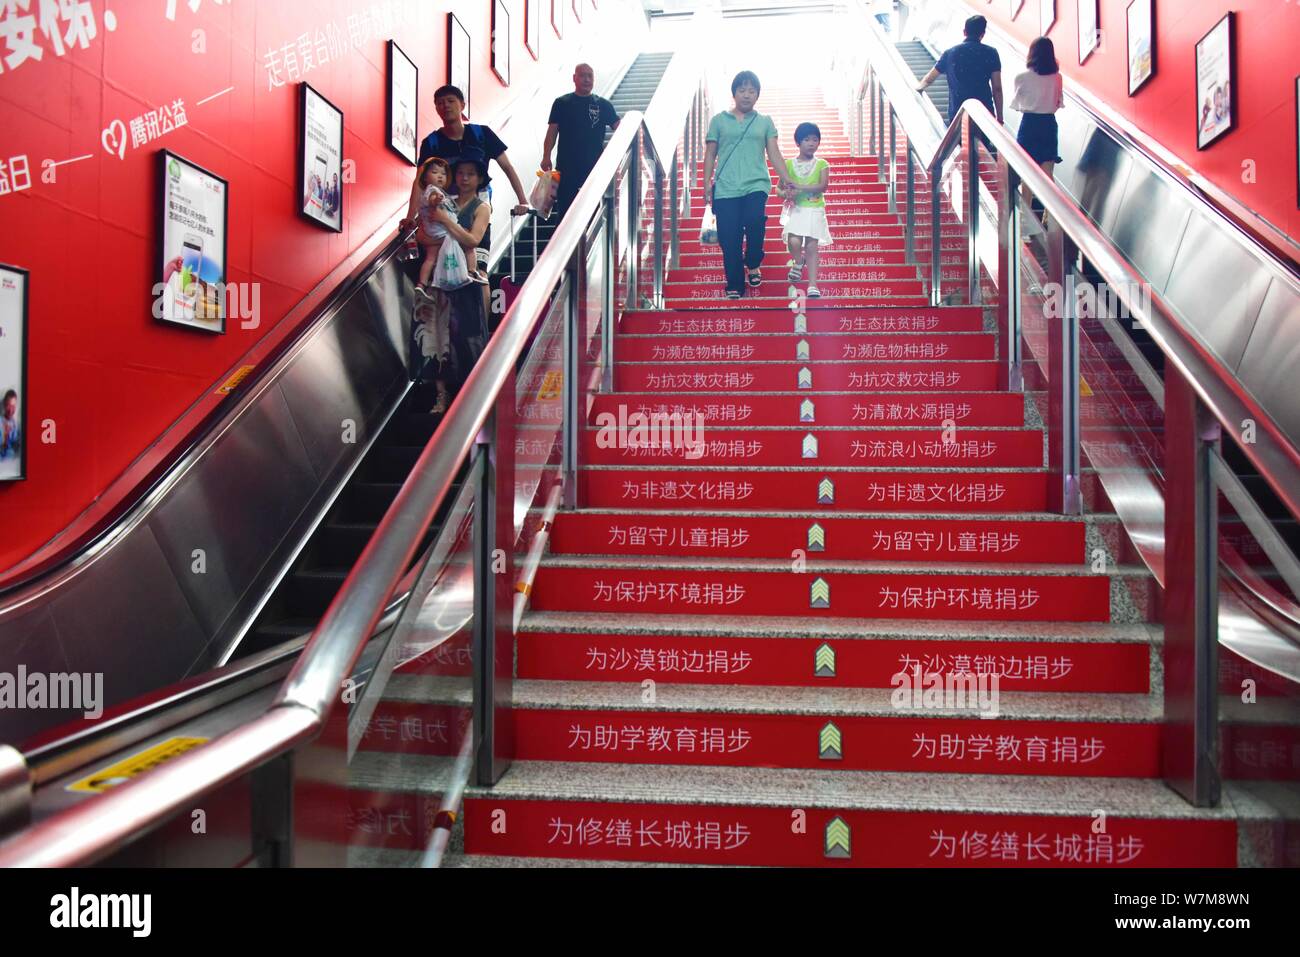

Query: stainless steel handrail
[0,65,708,863]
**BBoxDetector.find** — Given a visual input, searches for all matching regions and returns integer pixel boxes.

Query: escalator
[492,52,674,292]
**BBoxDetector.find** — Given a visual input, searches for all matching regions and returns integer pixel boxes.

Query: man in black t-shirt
[917,15,1004,126]
[542,64,620,218]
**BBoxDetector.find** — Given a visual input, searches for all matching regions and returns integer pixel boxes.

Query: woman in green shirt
[702,71,791,299]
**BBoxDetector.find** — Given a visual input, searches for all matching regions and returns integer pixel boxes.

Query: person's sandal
[430,390,449,415]
[747,269,763,288]
[807,284,822,298]
[725,290,742,300]
[787,262,803,282]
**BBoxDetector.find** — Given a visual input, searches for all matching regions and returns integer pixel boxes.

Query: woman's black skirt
[1016,112,1061,165]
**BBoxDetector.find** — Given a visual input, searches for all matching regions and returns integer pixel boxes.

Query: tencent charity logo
[168,158,181,180]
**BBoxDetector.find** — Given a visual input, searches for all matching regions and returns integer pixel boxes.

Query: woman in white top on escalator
[1010,36,1064,222]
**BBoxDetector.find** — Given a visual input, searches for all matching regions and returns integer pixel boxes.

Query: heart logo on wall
[101,119,127,160]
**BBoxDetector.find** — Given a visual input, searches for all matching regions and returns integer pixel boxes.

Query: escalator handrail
[848,3,1300,534]
[0,45,705,861]
[920,98,1300,525]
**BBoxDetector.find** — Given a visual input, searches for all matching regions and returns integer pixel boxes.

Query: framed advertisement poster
[1126,0,1155,96]
[0,263,27,482]
[491,0,510,85]
[156,150,229,335]
[1010,0,1023,19]
[572,0,581,24]
[1078,0,1099,64]
[525,0,540,59]
[1295,77,1299,209]
[552,0,563,38]
[1195,13,1236,150]
[387,41,418,165]
[299,83,344,232]
[1041,0,1055,35]
[448,13,472,116]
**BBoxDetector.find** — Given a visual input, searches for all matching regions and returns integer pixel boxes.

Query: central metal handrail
[0,40,710,864]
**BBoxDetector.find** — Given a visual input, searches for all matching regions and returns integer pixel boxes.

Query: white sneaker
[807,284,822,298]
[414,284,434,301]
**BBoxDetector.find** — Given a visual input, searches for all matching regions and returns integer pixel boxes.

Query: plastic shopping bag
[699,208,719,245]
[432,235,471,290]
[530,170,560,219]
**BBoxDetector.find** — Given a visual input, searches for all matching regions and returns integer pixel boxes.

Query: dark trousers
[555,162,594,218]
[712,190,768,295]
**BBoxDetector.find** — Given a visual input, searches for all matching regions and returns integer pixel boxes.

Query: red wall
[0,0,633,572]
[960,0,1299,249]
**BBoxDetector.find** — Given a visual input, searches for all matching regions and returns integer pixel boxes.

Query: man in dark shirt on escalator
[917,15,1004,129]
[542,64,620,220]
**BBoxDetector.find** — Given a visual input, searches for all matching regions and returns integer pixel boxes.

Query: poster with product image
[388,41,418,165]
[0,264,27,481]
[1078,0,1099,64]
[300,83,344,231]
[157,150,228,334]
[1195,13,1235,150]
[1126,0,1155,95]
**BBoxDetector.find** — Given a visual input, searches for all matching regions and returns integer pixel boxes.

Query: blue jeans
[713,190,768,295]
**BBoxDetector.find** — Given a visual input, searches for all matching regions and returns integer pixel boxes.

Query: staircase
[493,52,675,290]
[341,88,1250,867]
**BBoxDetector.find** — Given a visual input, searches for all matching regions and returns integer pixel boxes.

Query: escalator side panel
[147,385,320,657]
[0,249,418,747]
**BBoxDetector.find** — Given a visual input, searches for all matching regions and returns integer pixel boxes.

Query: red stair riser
[1220,722,1300,781]
[580,427,1044,468]
[580,469,1049,512]
[615,361,1000,392]
[296,781,444,851]
[547,514,1081,563]
[530,567,1112,622]
[589,392,1025,427]
[356,701,472,757]
[680,236,966,257]
[678,251,965,267]
[667,280,926,298]
[618,334,993,362]
[514,709,1158,777]
[462,799,1237,867]
[518,632,1150,693]
[671,265,939,282]
[620,307,984,334]
[665,297,931,310]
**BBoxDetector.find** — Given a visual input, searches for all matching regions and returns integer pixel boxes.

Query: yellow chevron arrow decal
[802,433,819,459]
[814,642,836,677]
[794,313,808,333]
[819,721,843,760]
[807,523,826,551]
[796,339,811,360]
[810,577,831,608]
[817,477,835,505]
[800,399,815,423]
[798,366,813,389]
[824,816,851,858]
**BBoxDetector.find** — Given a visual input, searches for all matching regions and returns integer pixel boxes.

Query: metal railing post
[929,153,942,305]
[904,147,915,266]
[1045,226,1081,515]
[669,150,681,270]
[888,108,897,215]
[1162,368,1222,808]
[964,115,981,305]
[472,402,515,786]
[601,181,616,391]
[653,158,666,309]
[562,260,582,509]
[875,82,885,183]
[627,139,640,309]
[996,152,1023,391]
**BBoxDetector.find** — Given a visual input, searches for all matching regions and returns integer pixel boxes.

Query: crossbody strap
[712,112,759,201]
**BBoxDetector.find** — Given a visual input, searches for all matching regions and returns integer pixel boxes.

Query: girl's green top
[784,157,829,208]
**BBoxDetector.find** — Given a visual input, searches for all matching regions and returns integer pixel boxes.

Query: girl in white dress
[780,122,832,298]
